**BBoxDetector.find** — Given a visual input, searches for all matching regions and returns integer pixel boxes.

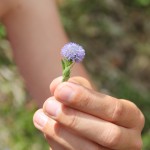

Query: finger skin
[48,76,143,150]
[46,136,66,150]
[46,135,110,150]
[54,82,145,129]
[50,76,93,95]
[33,109,104,150]
[43,99,142,150]
[50,76,62,95]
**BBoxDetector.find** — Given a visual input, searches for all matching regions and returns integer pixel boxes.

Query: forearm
[0,0,19,17]
[1,0,89,106]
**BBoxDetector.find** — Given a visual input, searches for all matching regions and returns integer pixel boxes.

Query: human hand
[33,76,145,150]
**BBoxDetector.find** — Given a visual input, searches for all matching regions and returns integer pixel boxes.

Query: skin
[0,0,145,149]
[0,0,89,106]
[33,76,145,150]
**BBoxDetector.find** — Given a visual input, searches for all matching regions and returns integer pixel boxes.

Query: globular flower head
[61,42,85,62]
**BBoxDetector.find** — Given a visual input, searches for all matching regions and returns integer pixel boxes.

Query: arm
[1,0,89,106]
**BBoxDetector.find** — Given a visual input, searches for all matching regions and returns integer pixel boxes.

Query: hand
[33,76,145,150]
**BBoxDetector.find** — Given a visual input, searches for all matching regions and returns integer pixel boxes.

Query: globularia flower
[61,42,86,82]
[61,42,85,62]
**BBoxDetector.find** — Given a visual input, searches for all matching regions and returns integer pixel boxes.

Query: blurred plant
[143,131,150,150]
[135,0,150,6]
[0,24,6,39]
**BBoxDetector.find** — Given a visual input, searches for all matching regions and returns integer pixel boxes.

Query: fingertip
[50,76,63,95]
[33,109,43,124]
[43,97,61,117]
[33,109,48,131]
[54,82,78,104]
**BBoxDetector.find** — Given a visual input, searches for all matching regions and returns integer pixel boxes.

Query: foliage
[0,24,6,38]
[134,0,150,6]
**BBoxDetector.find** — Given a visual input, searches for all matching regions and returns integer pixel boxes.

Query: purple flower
[61,42,85,62]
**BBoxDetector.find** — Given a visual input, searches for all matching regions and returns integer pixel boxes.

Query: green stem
[62,59,74,82]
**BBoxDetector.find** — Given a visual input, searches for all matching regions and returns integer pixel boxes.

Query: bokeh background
[0,0,150,149]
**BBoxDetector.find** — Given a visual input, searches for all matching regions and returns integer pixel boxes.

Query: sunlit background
[0,0,150,149]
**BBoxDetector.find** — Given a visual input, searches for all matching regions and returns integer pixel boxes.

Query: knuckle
[82,91,92,107]
[111,100,124,122]
[122,99,145,123]
[47,122,62,139]
[104,126,122,148]
[136,140,143,150]
[76,88,93,108]
[133,137,143,150]
[126,100,145,129]
[67,109,79,129]
[128,101,140,113]
[138,112,145,129]
[134,106,145,129]
[54,123,63,137]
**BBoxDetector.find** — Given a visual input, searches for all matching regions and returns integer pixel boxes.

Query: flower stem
[62,59,74,82]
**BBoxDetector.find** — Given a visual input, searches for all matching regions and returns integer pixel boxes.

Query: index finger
[50,76,93,95]
[54,82,144,129]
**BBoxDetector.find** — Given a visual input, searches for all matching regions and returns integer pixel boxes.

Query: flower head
[61,42,85,62]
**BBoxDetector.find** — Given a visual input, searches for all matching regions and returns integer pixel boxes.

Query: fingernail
[34,111,48,130]
[56,83,75,102]
[45,100,61,117]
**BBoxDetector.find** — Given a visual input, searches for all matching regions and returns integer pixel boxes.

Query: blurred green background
[0,0,150,149]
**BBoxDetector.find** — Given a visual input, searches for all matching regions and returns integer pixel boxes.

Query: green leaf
[61,59,65,70]
[65,59,73,67]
